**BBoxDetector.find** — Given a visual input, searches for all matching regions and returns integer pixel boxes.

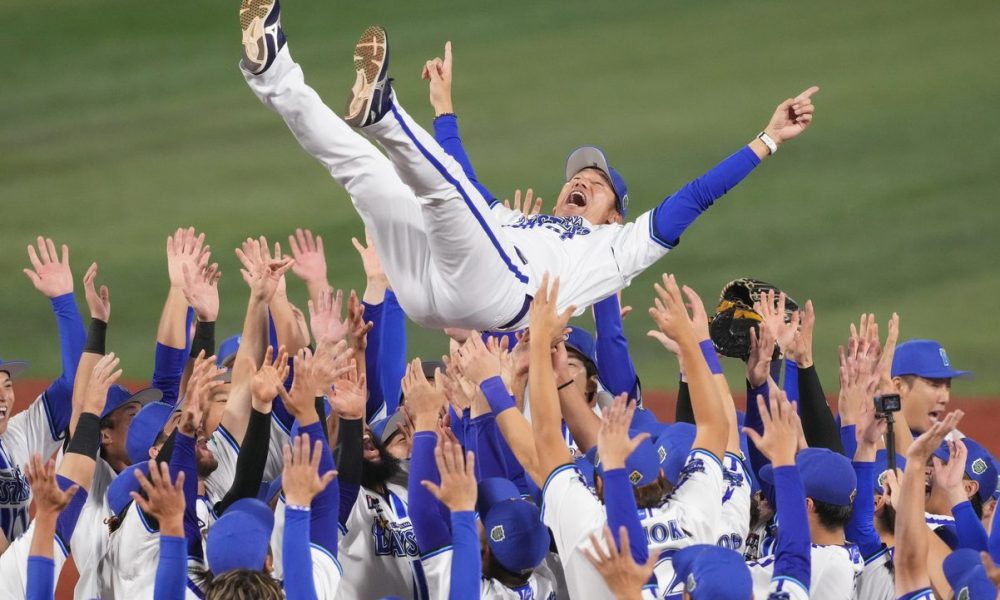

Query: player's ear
[609,210,624,225]
[264,552,274,574]
[964,480,980,501]
[100,429,113,447]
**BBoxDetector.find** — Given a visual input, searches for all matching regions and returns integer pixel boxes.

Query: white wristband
[757,131,778,155]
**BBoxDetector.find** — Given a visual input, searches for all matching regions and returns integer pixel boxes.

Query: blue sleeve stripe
[420,544,453,560]
[689,448,724,471]
[771,575,808,594]
[648,206,676,249]
[215,425,240,454]
[539,463,579,517]
[310,542,344,575]
[864,545,890,564]
[271,412,291,436]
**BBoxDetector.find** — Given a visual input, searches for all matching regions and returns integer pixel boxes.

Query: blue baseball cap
[107,461,151,515]
[587,433,665,487]
[944,548,998,600]
[993,459,1000,501]
[217,335,242,368]
[933,438,999,504]
[891,339,971,380]
[655,422,696,486]
[564,328,597,373]
[484,498,550,574]
[207,498,274,574]
[477,477,522,516]
[102,384,162,420]
[673,544,753,600]
[0,357,28,378]
[630,408,668,440]
[370,409,406,444]
[126,402,174,465]
[760,448,857,506]
[873,450,907,495]
[565,146,629,218]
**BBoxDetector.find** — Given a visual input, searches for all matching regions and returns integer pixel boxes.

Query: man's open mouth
[568,190,587,208]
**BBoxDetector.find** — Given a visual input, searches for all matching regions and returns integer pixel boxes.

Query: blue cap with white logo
[760,448,857,506]
[933,437,998,504]
[483,497,550,574]
[564,327,597,373]
[565,146,629,218]
[655,422,696,486]
[587,433,666,488]
[873,449,906,495]
[673,544,753,600]
[944,548,998,600]
[891,339,971,380]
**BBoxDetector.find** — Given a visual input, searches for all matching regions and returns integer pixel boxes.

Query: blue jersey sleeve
[449,511,483,600]
[592,296,640,399]
[152,343,188,408]
[379,291,407,420]
[362,300,387,420]
[282,507,319,600]
[433,114,496,205]
[170,432,203,559]
[41,293,85,437]
[845,462,882,558]
[298,421,340,555]
[54,475,87,546]
[469,414,510,481]
[650,146,760,248]
[771,465,811,593]
[744,381,771,482]
[602,468,648,564]
[408,431,452,554]
[952,501,989,552]
[26,556,55,600]
[154,535,187,600]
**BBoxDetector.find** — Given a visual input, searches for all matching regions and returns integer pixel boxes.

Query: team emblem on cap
[686,574,697,591]
[490,525,506,542]
[939,347,951,367]
[849,489,858,503]
[971,457,988,475]
[957,587,970,600]
[657,445,667,463]
[629,470,643,485]
[877,471,888,489]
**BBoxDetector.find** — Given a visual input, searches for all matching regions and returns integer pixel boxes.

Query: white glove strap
[757,131,778,155]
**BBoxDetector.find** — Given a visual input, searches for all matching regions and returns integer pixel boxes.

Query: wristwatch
[757,131,778,155]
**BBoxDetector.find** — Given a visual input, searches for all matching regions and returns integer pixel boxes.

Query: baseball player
[238,0,818,332]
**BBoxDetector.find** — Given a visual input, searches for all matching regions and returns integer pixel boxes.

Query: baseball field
[2,0,998,397]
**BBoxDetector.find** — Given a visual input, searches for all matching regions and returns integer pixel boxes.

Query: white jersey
[102,501,161,597]
[0,518,69,600]
[748,543,863,600]
[0,395,63,542]
[267,496,344,599]
[71,457,116,600]
[420,546,560,600]
[335,482,425,600]
[205,417,288,508]
[717,452,752,554]
[642,449,727,597]
[853,546,894,600]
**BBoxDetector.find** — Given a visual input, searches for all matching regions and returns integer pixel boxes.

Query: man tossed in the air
[239,0,817,332]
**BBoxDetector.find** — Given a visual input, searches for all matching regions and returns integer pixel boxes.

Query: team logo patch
[849,488,858,503]
[686,574,697,591]
[657,445,667,463]
[971,458,988,475]
[490,525,506,543]
[878,471,889,489]
[629,470,643,485]
[957,587,970,600]
[939,348,951,367]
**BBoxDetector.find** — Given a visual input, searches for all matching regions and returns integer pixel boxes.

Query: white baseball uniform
[70,457,116,600]
[420,547,560,600]
[717,452,752,554]
[243,46,672,332]
[748,543,863,600]
[335,482,426,600]
[102,501,162,597]
[853,546,894,600]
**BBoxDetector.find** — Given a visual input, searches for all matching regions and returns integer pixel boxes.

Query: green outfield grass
[2,0,998,395]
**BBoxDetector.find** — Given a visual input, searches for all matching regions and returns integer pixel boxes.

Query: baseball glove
[708,278,798,361]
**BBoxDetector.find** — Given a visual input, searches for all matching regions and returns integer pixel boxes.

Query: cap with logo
[564,328,597,374]
[891,339,972,380]
[0,357,29,379]
[586,433,666,488]
[873,450,907,495]
[207,498,275,574]
[476,477,549,574]
[944,548,998,600]
[933,438,998,504]
[126,401,174,465]
[672,544,753,600]
[654,422,696,486]
[760,447,857,506]
[565,146,629,218]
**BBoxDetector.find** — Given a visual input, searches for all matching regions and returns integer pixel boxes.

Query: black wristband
[190,321,216,359]
[84,319,107,355]
[314,397,329,442]
[556,380,575,391]
[66,412,102,458]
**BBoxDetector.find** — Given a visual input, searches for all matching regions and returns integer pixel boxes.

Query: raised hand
[454,336,502,385]
[932,439,970,507]
[584,526,658,600]
[907,411,963,464]
[876,313,900,394]
[503,189,544,216]
[421,40,454,117]
[597,395,648,470]
[352,229,388,287]
[401,358,446,429]
[648,274,696,344]
[248,346,290,410]
[24,236,73,298]
[838,334,880,426]
[166,227,209,289]
[131,460,185,535]
[308,287,349,347]
[25,454,78,516]
[755,289,799,356]
[288,228,328,290]
[763,86,819,145]
[346,290,374,353]
[181,352,226,436]
[181,261,221,322]
[235,236,294,303]
[742,382,801,467]
[83,262,111,322]
[746,321,778,388]
[282,433,337,507]
[420,438,477,512]
[83,353,122,415]
[438,355,476,414]
[529,274,575,344]
[854,391,888,459]
[329,368,367,420]
[786,299,816,367]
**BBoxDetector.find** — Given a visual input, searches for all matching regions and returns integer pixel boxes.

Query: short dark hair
[970,489,984,519]
[204,569,281,600]
[811,498,853,531]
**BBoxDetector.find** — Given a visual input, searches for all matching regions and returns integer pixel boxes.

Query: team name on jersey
[0,467,31,506]
[506,215,592,240]
[644,519,688,545]
[371,520,419,558]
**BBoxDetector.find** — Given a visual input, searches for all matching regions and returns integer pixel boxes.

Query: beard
[196,446,219,479]
[361,436,403,490]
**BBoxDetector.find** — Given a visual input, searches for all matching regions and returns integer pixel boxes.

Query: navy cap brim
[0,361,29,379]
[102,387,164,419]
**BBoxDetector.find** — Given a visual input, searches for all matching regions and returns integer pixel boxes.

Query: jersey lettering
[0,467,30,506]
[371,521,420,558]
[506,215,592,240]
[644,519,688,545]
[717,533,743,551]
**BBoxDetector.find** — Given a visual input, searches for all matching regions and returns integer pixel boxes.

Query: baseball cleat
[240,0,286,75]
[344,25,393,128]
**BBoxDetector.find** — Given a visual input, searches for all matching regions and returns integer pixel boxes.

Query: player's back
[748,543,864,600]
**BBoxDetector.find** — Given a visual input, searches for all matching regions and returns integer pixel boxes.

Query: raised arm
[130,461,187,600]
[179,257,221,398]
[155,228,207,405]
[598,395,650,564]
[25,455,79,600]
[593,295,640,400]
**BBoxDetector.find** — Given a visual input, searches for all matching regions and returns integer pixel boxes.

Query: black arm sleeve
[336,418,364,486]
[83,319,107,355]
[214,408,272,516]
[156,429,178,465]
[189,321,216,360]
[797,365,844,453]
[675,381,694,425]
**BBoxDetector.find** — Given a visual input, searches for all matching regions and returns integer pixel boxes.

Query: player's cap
[760,448,857,506]
[944,548,998,600]
[371,409,407,444]
[673,544,753,600]
[103,384,163,419]
[0,357,29,379]
[126,401,174,465]
[207,498,274,574]
[655,422,696,486]
[587,434,665,487]
[873,449,906,495]
[933,438,998,504]
[992,459,1000,501]
[484,498,550,574]
[565,146,629,218]
[477,477,522,516]
[217,334,242,368]
[630,408,668,440]
[891,339,971,380]
[564,328,597,373]
[107,461,150,515]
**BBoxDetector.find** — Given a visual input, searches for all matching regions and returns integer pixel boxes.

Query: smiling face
[895,376,952,434]
[553,168,622,225]
[0,371,14,435]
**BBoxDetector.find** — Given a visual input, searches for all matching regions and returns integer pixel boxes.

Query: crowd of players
[4,7,1000,600]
